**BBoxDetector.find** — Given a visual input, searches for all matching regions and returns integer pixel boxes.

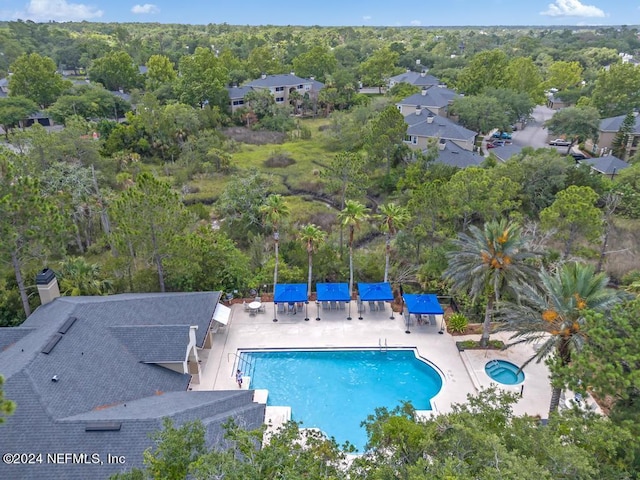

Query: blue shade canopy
[316,283,350,302]
[403,294,444,315]
[357,282,394,302]
[274,284,308,304]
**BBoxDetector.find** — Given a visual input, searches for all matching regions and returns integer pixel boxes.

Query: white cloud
[541,0,606,17]
[362,15,371,21]
[410,19,421,26]
[131,3,159,14]
[22,0,103,21]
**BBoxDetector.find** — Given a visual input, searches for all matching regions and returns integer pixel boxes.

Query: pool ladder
[379,338,388,352]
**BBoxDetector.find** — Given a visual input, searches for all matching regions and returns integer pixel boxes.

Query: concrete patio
[193,301,555,423]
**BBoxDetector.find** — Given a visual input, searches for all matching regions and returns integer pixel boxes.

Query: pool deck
[193,301,553,426]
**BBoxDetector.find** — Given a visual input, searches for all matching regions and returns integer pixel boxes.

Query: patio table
[248,301,261,315]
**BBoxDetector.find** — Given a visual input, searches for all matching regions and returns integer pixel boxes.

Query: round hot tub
[485,360,525,385]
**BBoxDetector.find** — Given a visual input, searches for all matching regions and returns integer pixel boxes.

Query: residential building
[585,113,640,158]
[227,73,323,113]
[404,106,477,152]
[396,86,459,117]
[579,154,630,178]
[0,269,264,480]
[388,69,441,89]
[430,139,484,168]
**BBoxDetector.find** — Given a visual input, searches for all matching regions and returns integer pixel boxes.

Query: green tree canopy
[498,262,620,413]
[540,185,603,258]
[0,96,38,138]
[292,45,337,83]
[544,106,600,154]
[177,47,229,109]
[545,60,583,91]
[89,51,140,92]
[8,52,69,108]
[359,46,399,93]
[456,49,509,95]
[0,157,65,316]
[444,218,536,347]
[110,172,195,292]
[145,54,177,91]
[591,62,640,117]
[451,94,508,133]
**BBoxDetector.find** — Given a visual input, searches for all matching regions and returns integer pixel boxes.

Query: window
[275,97,284,103]
[232,100,244,106]
[298,84,304,89]
[275,86,284,92]
[304,85,311,90]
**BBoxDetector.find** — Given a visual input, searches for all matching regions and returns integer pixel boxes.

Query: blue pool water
[242,349,443,451]
[485,360,525,385]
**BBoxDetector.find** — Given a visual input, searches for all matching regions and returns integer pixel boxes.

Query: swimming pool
[485,360,525,385]
[241,349,443,451]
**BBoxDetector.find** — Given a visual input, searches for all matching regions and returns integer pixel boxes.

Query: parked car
[569,152,587,161]
[549,138,572,146]
[492,131,512,140]
[487,140,504,148]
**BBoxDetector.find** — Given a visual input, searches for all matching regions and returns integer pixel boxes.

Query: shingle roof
[398,86,458,109]
[246,73,313,88]
[491,143,524,162]
[227,85,254,99]
[109,325,191,363]
[580,154,630,175]
[0,291,265,479]
[389,70,440,86]
[0,327,35,351]
[406,112,476,142]
[599,114,640,134]
[432,140,484,168]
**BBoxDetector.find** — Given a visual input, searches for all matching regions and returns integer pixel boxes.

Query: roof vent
[58,317,77,334]
[421,88,427,96]
[51,375,59,382]
[427,114,434,124]
[85,422,122,432]
[41,334,62,354]
[438,139,447,150]
[415,105,422,115]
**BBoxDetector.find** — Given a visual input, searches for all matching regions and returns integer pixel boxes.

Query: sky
[0,0,638,26]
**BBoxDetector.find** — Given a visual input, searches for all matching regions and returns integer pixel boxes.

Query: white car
[549,138,572,146]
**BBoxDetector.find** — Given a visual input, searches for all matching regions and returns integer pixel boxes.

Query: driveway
[511,105,574,154]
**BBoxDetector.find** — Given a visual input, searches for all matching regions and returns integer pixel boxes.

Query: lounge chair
[357,301,366,314]
[322,301,330,310]
[243,301,250,311]
[377,301,385,311]
[277,303,286,314]
[330,301,338,310]
[368,301,377,311]
[339,302,345,310]
[258,304,266,313]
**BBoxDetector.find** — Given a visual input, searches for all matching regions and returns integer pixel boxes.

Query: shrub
[448,312,469,333]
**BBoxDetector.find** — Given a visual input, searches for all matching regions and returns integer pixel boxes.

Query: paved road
[511,104,574,154]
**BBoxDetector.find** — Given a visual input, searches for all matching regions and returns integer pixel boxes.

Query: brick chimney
[36,268,60,305]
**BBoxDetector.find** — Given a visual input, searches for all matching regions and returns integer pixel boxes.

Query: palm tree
[259,194,290,295]
[338,200,370,297]
[443,218,536,347]
[298,224,326,297]
[498,262,621,414]
[58,257,113,296]
[378,203,410,283]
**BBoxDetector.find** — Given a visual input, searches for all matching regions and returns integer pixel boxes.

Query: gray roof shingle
[431,140,484,168]
[599,114,640,133]
[0,291,265,479]
[406,111,476,143]
[389,70,440,87]
[246,73,313,88]
[580,154,630,175]
[397,86,458,109]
